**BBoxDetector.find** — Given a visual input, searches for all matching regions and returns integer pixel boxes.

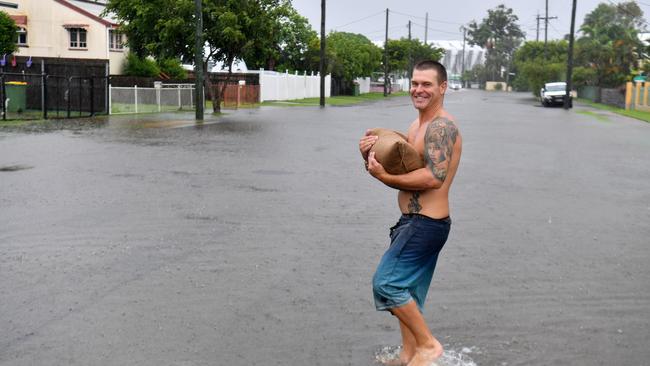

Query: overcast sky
[290,0,650,43]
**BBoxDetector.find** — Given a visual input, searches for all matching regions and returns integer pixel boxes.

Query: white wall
[355,77,371,94]
[258,70,331,102]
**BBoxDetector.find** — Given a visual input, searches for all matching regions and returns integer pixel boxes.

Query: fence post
[67,77,72,118]
[134,85,138,114]
[1,75,5,121]
[178,87,181,109]
[108,84,112,115]
[42,62,47,119]
[90,77,95,117]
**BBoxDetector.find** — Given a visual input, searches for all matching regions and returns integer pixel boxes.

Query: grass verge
[261,92,409,107]
[577,98,650,123]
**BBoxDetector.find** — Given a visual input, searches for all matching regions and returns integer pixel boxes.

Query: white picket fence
[258,70,331,102]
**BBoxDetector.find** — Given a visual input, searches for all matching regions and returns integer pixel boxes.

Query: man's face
[410,68,447,110]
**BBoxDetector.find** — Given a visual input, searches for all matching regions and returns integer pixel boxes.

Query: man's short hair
[414,60,447,84]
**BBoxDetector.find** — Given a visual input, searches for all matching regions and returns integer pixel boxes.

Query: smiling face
[410,68,447,111]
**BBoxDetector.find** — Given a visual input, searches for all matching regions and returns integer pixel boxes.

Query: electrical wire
[332,10,385,30]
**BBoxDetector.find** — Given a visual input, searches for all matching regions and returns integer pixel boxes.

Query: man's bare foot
[406,343,443,366]
[380,350,413,366]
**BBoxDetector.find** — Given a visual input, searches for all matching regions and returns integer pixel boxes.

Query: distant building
[0,0,127,74]
[427,40,485,76]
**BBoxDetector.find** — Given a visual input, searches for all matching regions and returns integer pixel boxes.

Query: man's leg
[398,320,417,364]
[390,301,443,366]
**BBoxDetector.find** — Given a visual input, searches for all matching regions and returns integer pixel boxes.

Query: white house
[1,0,128,74]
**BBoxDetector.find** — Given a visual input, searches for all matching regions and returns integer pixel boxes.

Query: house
[0,0,127,74]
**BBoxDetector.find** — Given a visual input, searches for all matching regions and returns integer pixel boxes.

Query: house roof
[53,0,117,27]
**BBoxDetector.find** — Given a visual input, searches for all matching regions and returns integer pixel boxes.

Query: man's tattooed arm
[424,117,459,182]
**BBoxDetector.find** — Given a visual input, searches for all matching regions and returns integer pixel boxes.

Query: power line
[411,21,461,37]
[390,10,464,26]
[332,10,385,30]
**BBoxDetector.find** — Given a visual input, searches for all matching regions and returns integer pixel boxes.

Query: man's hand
[359,130,378,161]
[367,151,387,179]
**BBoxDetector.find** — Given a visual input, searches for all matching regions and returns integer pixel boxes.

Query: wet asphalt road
[1,90,649,366]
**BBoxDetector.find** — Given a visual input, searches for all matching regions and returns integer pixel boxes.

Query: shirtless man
[358,60,462,366]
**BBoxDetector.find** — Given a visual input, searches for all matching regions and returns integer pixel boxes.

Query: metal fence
[1,72,107,120]
[109,84,196,115]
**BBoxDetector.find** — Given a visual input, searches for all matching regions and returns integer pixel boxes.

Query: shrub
[157,58,187,79]
[123,53,160,77]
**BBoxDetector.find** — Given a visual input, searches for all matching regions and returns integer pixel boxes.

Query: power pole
[319,0,326,107]
[408,20,411,40]
[536,12,540,42]
[194,0,203,120]
[384,8,389,97]
[564,0,577,110]
[424,13,428,44]
[408,21,412,81]
[461,26,467,85]
[543,0,558,60]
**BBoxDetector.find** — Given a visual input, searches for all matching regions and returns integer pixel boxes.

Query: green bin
[353,83,360,96]
[5,82,28,113]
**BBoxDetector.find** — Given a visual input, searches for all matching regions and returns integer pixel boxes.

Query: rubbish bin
[353,82,360,96]
[5,81,28,113]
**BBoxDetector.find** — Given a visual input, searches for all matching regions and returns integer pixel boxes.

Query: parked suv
[540,82,572,107]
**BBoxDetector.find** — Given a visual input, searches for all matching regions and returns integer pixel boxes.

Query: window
[16,28,27,46]
[109,29,124,50]
[69,28,87,49]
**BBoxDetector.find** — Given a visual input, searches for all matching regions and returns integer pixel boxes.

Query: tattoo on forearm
[424,117,459,182]
[408,192,422,213]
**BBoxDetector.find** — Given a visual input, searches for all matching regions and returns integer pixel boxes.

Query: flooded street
[1,90,649,366]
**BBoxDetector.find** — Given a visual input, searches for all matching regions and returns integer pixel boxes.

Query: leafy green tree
[244,4,318,73]
[576,1,645,87]
[326,32,381,94]
[467,4,524,82]
[0,11,18,56]
[157,58,187,79]
[105,0,301,112]
[513,41,567,95]
[123,52,160,77]
[384,38,444,77]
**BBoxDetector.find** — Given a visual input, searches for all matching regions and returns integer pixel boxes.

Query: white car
[449,80,462,90]
[540,82,572,107]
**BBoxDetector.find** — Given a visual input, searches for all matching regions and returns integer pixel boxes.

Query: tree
[467,4,524,82]
[513,40,568,95]
[384,38,444,78]
[0,11,18,56]
[105,0,301,113]
[576,1,645,87]
[325,32,381,94]
[244,4,318,73]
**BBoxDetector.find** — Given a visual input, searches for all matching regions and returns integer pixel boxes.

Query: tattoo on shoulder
[408,192,422,213]
[424,117,459,182]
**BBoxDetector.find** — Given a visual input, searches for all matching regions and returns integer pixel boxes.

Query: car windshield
[546,84,566,92]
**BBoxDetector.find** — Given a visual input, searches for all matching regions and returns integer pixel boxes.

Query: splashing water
[375,345,478,366]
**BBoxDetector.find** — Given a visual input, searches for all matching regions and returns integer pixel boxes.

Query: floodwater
[1,90,650,366]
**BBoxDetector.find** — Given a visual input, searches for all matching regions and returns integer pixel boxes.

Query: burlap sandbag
[368,128,424,175]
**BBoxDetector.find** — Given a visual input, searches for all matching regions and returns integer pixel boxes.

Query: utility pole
[424,13,428,44]
[384,8,389,97]
[408,20,411,40]
[543,0,558,60]
[319,0,326,107]
[536,12,540,42]
[461,26,467,86]
[564,0,577,110]
[408,21,412,81]
[194,0,203,120]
